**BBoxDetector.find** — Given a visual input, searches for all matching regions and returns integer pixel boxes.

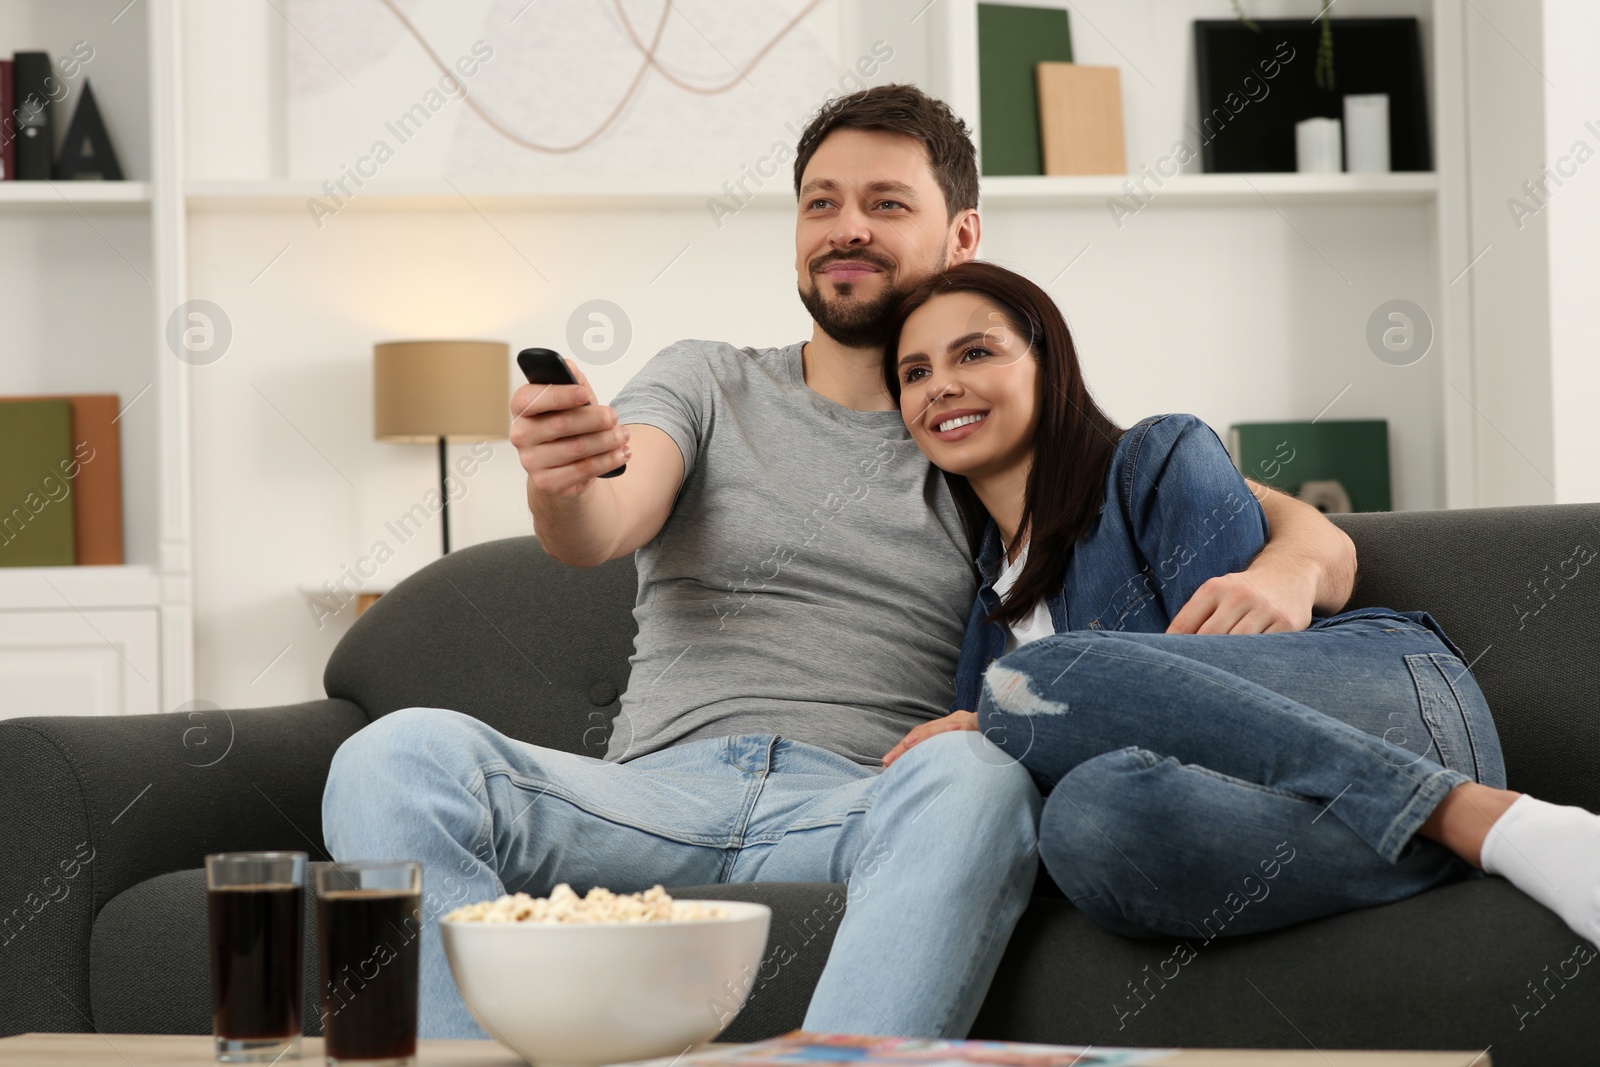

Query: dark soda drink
[317,888,421,1063]
[206,883,305,1041]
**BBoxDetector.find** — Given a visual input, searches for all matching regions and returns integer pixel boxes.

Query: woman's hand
[881,711,979,768]
[1167,561,1314,634]
[1167,479,1355,635]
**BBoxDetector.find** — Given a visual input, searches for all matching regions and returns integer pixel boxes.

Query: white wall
[1456,0,1600,506]
[1462,0,1556,505]
[1541,0,1600,504]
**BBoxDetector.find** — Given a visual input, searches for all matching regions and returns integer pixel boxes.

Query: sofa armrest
[0,698,369,1037]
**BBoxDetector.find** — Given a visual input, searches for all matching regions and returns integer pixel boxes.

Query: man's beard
[798,275,905,350]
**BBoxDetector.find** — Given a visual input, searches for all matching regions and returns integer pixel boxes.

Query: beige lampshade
[374,340,509,442]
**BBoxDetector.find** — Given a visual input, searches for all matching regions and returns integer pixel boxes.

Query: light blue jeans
[977,615,1507,939]
[322,714,1040,1039]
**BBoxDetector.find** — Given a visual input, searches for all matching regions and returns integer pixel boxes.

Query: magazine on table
[618,1032,1177,1067]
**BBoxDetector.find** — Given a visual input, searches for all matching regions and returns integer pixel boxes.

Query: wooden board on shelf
[1037,63,1126,176]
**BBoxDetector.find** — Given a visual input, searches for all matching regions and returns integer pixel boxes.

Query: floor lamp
[373,340,508,555]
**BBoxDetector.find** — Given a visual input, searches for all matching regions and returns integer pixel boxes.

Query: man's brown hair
[792,83,978,221]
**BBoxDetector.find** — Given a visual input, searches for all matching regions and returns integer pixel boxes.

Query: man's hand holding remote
[510,358,679,567]
[510,358,631,499]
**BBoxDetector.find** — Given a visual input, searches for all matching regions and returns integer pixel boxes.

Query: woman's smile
[930,409,989,440]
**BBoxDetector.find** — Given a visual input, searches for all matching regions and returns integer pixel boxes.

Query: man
[323,84,1355,1040]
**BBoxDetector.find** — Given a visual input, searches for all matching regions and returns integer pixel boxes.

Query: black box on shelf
[1193,19,1431,174]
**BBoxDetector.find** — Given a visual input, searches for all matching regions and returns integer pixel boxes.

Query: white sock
[1480,794,1600,945]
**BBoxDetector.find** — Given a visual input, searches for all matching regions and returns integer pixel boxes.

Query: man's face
[795,128,965,350]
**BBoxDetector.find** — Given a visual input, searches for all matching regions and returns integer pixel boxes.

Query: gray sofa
[3,504,1597,1066]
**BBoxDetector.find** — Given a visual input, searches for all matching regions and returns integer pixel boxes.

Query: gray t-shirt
[606,339,976,767]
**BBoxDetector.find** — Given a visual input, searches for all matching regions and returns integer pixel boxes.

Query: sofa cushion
[973,877,1597,1066]
[89,867,326,1038]
[92,868,1595,1066]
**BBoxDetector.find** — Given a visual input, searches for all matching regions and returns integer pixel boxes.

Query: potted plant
[1233,0,1335,90]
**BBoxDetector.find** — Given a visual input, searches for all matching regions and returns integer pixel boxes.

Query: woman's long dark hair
[883,261,1124,627]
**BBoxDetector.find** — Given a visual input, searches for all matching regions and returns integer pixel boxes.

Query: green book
[978,3,1073,176]
[0,399,78,565]
[1227,420,1392,513]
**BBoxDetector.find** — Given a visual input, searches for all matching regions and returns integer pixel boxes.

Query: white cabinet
[0,566,171,716]
[0,609,161,718]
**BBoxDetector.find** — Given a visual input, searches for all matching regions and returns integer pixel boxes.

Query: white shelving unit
[184,178,764,212]
[0,0,190,718]
[982,171,1439,206]
[185,172,1439,210]
[0,180,152,204]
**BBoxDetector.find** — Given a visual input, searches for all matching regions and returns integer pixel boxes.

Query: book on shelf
[0,393,123,564]
[618,1033,1175,1067]
[11,51,54,181]
[1,57,13,180]
[1228,419,1392,513]
[0,399,78,566]
[977,3,1074,177]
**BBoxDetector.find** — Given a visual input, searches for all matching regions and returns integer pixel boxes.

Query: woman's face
[894,291,1041,481]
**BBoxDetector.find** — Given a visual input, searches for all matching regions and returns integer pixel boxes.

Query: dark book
[12,51,54,180]
[55,79,122,180]
[977,4,1073,176]
[1,58,14,180]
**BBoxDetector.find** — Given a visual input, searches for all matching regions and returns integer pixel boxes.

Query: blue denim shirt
[949,414,1460,712]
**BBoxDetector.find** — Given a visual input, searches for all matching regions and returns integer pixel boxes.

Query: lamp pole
[438,435,451,555]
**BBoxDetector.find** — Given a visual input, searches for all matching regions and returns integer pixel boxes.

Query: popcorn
[444,883,728,925]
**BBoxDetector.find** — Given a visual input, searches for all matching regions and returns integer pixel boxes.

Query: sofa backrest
[325,537,638,762]
[326,503,1599,811]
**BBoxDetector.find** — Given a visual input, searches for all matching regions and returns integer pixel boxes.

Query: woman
[878,261,1598,946]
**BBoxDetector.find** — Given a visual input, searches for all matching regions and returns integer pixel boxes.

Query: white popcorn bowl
[440,901,772,1067]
